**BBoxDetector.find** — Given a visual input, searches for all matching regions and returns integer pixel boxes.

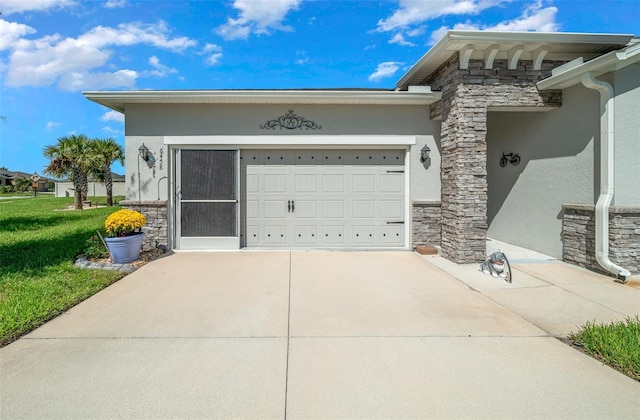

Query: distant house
[0,169,54,192]
[84,30,640,279]
[54,173,125,198]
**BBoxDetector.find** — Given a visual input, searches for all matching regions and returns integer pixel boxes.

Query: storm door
[176,149,239,249]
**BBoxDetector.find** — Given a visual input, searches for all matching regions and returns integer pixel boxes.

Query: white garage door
[241,149,406,248]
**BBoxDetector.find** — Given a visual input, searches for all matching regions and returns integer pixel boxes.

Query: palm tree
[43,134,93,209]
[89,138,124,206]
[13,177,32,193]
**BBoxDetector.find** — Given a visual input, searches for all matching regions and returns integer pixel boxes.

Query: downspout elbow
[580,72,631,282]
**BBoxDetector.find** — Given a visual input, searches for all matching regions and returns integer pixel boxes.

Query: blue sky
[1,0,638,176]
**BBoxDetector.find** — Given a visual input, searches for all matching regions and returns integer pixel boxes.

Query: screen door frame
[174,148,240,250]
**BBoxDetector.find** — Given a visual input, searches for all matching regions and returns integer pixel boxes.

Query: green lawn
[570,316,640,381]
[0,196,125,346]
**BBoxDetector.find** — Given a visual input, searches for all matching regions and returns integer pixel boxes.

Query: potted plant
[104,209,146,263]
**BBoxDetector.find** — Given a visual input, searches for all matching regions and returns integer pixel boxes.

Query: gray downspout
[580,72,631,282]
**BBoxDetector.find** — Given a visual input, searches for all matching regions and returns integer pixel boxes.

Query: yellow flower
[105,209,146,237]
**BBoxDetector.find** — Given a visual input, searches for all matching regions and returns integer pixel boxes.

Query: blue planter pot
[105,233,144,264]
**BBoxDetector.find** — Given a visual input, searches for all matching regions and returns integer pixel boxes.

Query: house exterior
[54,173,125,198]
[0,169,54,192]
[84,30,640,278]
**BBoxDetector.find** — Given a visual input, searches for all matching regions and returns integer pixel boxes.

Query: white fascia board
[538,42,640,90]
[83,90,442,113]
[164,135,417,147]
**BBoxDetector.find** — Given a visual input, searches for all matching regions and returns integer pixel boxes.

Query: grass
[570,316,640,381]
[0,196,125,346]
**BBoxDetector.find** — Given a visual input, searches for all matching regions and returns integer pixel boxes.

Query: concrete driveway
[2,251,639,419]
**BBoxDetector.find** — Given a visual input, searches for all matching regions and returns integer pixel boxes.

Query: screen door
[176,149,239,249]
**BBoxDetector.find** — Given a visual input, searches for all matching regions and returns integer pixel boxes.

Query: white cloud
[104,0,127,8]
[146,55,178,77]
[216,0,301,40]
[0,19,36,51]
[1,0,76,15]
[377,0,504,32]
[368,61,402,82]
[57,69,139,91]
[45,121,62,130]
[3,21,196,90]
[102,126,123,136]
[102,110,124,123]
[428,1,558,44]
[295,50,308,65]
[202,43,223,66]
[389,33,415,46]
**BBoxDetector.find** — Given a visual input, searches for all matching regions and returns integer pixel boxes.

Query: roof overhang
[396,30,635,90]
[537,41,640,90]
[83,89,443,113]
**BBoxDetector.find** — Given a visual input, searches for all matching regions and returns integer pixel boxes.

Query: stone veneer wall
[562,203,640,275]
[412,201,442,247]
[120,200,168,250]
[424,54,563,263]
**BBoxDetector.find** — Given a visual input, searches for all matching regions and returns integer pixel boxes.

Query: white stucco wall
[124,136,169,201]
[55,181,125,198]
[487,85,598,258]
[613,63,640,206]
[124,103,441,203]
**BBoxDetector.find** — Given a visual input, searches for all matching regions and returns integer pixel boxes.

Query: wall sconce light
[420,145,431,163]
[138,143,156,168]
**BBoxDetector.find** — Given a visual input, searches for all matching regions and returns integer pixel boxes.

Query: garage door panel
[294,200,317,218]
[322,200,344,218]
[380,173,404,193]
[246,174,260,193]
[294,225,317,244]
[264,226,286,243]
[379,200,404,219]
[380,225,403,244]
[264,174,287,193]
[294,174,318,192]
[353,174,376,193]
[353,226,376,243]
[246,200,259,218]
[353,200,375,218]
[322,225,345,243]
[246,225,260,245]
[264,200,287,218]
[322,174,344,192]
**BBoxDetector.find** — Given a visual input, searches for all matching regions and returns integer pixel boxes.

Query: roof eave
[537,42,640,90]
[396,30,635,90]
[83,90,443,113]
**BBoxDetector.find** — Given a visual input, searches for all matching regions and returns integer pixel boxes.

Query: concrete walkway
[1,250,639,419]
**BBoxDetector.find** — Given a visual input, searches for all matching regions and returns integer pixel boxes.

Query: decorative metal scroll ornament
[260,110,322,130]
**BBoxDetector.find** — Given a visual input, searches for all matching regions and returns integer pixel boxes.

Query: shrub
[84,235,109,259]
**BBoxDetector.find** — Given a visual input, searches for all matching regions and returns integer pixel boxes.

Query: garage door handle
[386,170,404,173]
[291,200,295,213]
[288,200,291,212]
[386,221,404,224]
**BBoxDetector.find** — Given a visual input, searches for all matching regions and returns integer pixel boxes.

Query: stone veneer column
[119,200,168,250]
[426,55,562,263]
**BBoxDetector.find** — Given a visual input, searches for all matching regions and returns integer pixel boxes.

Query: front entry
[175,149,239,249]
[241,149,406,248]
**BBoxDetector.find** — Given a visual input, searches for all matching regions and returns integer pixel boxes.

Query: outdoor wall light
[138,143,156,168]
[420,145,431,163]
